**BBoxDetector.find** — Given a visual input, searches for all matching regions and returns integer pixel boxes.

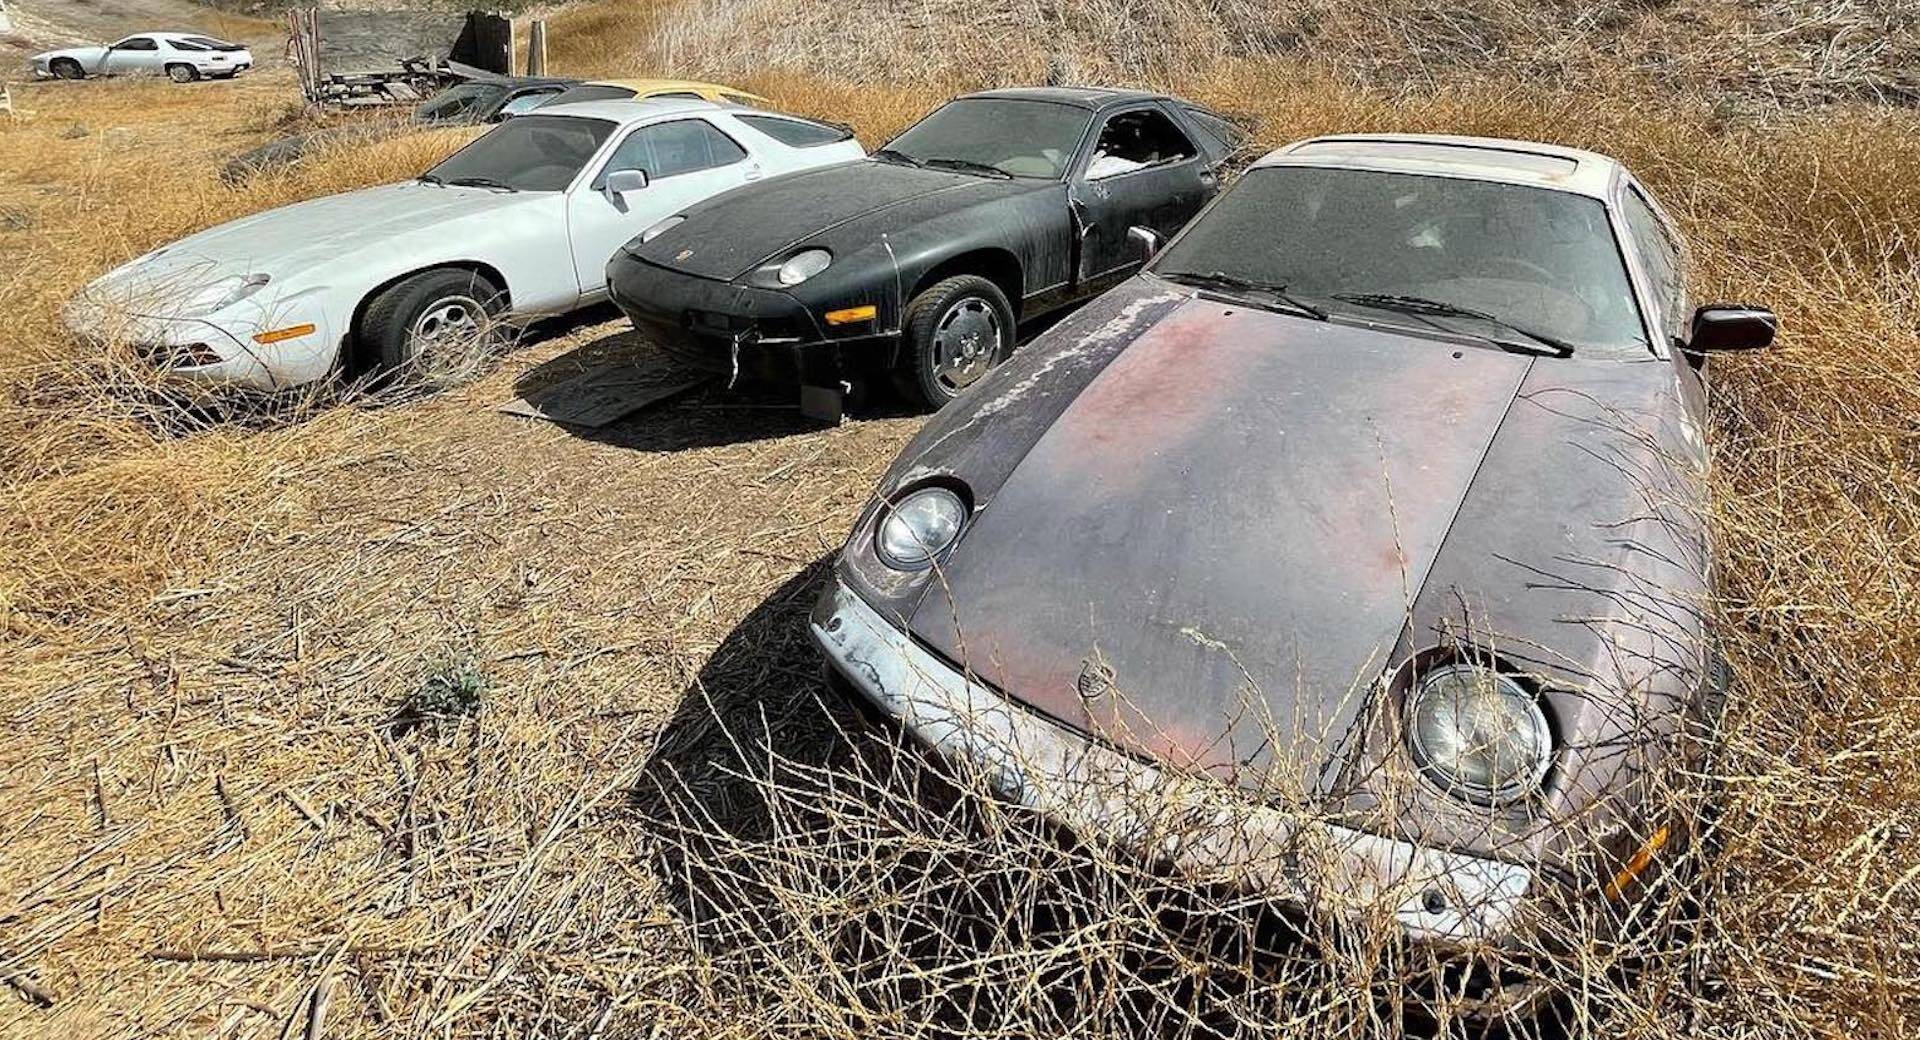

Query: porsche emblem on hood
[673,249,694,263]
[1077,657,1116,701]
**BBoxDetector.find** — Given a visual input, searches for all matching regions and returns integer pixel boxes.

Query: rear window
[734,114,852,148]
[542,83,638,107]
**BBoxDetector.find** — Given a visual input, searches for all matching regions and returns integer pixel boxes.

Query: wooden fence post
[527,20,548,76]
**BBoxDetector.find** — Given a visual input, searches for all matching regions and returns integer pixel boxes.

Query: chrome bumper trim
[810,579,1534,944]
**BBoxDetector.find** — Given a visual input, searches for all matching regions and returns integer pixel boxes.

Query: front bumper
[607,252,894,384]
[808,578,1537,947]
[66,296,332,392]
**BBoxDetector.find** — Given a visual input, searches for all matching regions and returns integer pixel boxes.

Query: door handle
[744,164,764,181]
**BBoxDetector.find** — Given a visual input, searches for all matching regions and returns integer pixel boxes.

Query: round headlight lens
[176,273,270,318]
[777,248,832,286]
[640,215,685,243]
[1406,663,1552,803]
[875,487,966,570]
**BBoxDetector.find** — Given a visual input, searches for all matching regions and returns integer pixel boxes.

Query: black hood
[629,159,1047,282]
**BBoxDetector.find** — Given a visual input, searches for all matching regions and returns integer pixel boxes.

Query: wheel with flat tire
[896,274,1014,410]
[166,64,198,84]
[50,58,85,80]
[354,269,505,386]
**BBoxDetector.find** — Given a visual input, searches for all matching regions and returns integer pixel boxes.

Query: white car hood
[37,46,109,62]
[92,182,546,302]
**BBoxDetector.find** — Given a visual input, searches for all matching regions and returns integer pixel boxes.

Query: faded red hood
[908,298,1537,785]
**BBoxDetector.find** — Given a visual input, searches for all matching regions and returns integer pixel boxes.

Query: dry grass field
[3,2,1920,1037]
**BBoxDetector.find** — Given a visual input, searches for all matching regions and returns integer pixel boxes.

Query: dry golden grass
[551,0,1920,107]
[2,19,1918,1040]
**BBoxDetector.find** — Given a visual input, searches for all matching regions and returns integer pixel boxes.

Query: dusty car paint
[813,135,1772,974]
[896,287,1714,882]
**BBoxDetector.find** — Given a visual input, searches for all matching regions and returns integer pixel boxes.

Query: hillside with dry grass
[553,0,1920,107]
[3,0,1920,1037]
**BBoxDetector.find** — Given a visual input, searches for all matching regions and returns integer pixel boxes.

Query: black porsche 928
[605,87,1244,413]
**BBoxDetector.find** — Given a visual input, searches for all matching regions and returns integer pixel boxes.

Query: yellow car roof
[588,79,768,104]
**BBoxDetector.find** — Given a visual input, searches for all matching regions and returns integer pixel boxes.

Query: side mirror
[1127,225,1163,260]
[1687,304,1776,353]
[604,168,649,197]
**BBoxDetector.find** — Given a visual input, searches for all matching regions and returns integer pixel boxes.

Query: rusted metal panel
[823,273,1721,891]
[907,297,1536,784]
[833,279,1189,623]
[1327,355,1712,868]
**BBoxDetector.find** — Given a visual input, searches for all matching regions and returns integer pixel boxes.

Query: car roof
[458,72,577,89]
[587,78,768,100]
[962,86,1166,110]
[1256,134,1625,198]
[530,97,727,124]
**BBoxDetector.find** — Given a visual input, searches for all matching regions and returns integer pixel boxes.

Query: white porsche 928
[31,32,255,82]
[70,99,865,391]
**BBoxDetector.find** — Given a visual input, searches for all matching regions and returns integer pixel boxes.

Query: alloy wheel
[929,296,1003,394]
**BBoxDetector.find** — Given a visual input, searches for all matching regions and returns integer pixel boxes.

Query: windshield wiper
[871,148,924,168]
[1331,293,1574,358]
[446,176,520,193]
[415,173,446,187]
[1157,270,1328,321]
[924,157,1012,179]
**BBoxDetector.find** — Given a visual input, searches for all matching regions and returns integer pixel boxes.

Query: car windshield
[420,114,615,192]
[541,83,636,107]
[1151,166,1650,357]
[882,98,1091,179]
[416,83,505,123]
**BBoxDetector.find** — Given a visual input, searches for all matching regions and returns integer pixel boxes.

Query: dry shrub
[553,0,1920,107]
[636,664,1732,1038]
[1,19,1918,1040]
[0,77,483,622]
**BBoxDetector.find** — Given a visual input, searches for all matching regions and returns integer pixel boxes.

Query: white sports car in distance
[32,32,255,83]
[70,100,867,391]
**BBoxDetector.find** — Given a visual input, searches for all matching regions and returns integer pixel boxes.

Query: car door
[1068,104,1213,289]
[103,36,161,75]
[564,115,759,299]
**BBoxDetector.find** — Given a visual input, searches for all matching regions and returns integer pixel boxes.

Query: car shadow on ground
[625,564,1542,1039]
[509,324,923,454]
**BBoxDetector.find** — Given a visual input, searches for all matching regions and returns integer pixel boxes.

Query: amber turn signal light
[824,305,877,326]
[252,323,316,345]
[1602,825,1671,899]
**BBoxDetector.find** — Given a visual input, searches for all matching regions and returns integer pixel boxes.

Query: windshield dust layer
[885,98,1092,179]
[423,115,616,192]
[1154,167,1649,356]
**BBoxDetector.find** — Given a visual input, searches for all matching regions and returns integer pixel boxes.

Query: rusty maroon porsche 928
[810,134,1775,1009]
